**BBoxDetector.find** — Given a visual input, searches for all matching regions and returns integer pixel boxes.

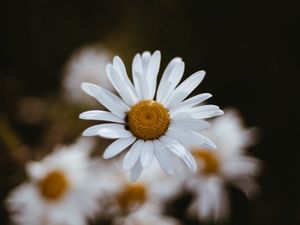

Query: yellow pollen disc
[39,170,69,201]
[116,183,147,211]
[193,149,220,175]
[127,100,170,140]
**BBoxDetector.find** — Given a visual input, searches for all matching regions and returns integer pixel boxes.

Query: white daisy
[99,159,181,216]
[186,109,261,221]
[6,138,107,225]
[80,50,223,181]
[63,46,114,105]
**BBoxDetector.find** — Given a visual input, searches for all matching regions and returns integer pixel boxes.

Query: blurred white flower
[114,204,181,225]
[63,46,114,105]
[80,50,223,181]
[6,138,107,225]
[99,159,181,216]
[186,109,261,221]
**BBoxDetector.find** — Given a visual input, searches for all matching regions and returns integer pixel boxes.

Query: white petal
[160,136,197,171]
[132,54,143,73]
[103,137,136,159]
[147,51,161,99]
[160,135,186,157]
[132,53,143,98]
[222,156,261,178]
[133,70,149,100]
[230,177,260,198]
[82,124,104,136]
[165,71,205,108]
[81,82,129,118]
[167,128,217,149]
[123,140,143,170]
[153,140,174,175]
[26,162,45,180]
[191,131,217,149]
[170,111,193,120]
[83,124,131,138]
[157,60,185,104]
[106,64,138,106]
[141,51,151,70]
[188,105,224,119]
[130,160,143,182]
[141,141,154,168]
[113,56,139,96]
[170,118,210,130]
[194,178,229,220]
[182,150,197,171]
[156,57,182,102]
[169,93,212,112]
[132,51,160,100]
[97,124,133,139]
[196,189,211,219]
[209,179,230,220]
[79,110,124,123]
[112,56,129,82]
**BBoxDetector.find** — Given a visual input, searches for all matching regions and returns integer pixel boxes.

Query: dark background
[0,0,299,225]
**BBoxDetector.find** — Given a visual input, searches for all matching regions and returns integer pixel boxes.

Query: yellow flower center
[116,183,147,212]
[193,149,220,175]
[39,170,69,201]
[126,100,170,140]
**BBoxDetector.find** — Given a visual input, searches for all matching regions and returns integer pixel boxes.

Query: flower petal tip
[80,82,89,90]
[153,50,161,56]
[199,70,206,76]
[82,132,89,137]
[105,63,113,73]
[217,109,225,116]
[102,152,110,160]
[113,55,121,62]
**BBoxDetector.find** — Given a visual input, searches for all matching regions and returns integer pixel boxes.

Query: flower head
[80,51,223,181]
[6,138,107,225]
[186,109,261,221]
[99,159,181,216]
[63,46,114,105]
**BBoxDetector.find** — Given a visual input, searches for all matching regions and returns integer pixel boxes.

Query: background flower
[6,138,107,225]
[185,109,261,221]
[63,46,114,105]
[97,158,182,216]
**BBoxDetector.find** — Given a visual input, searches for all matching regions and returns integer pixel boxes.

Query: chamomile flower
[6,138,106,225]
[63,46,114,105]
[186,109,261,221]
[101,159,181,216]
[80,50,223,181]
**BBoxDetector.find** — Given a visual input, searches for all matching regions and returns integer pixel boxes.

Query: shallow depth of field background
[0,1,299,225]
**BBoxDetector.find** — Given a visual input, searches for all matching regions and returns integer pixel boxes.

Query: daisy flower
[6,138,107,225]
[63,46,114,105]
[186,109,261,221]
[80,50,223,181]
[99,159,181,216]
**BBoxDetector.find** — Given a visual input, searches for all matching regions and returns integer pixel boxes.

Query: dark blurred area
[0,0,299,225]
